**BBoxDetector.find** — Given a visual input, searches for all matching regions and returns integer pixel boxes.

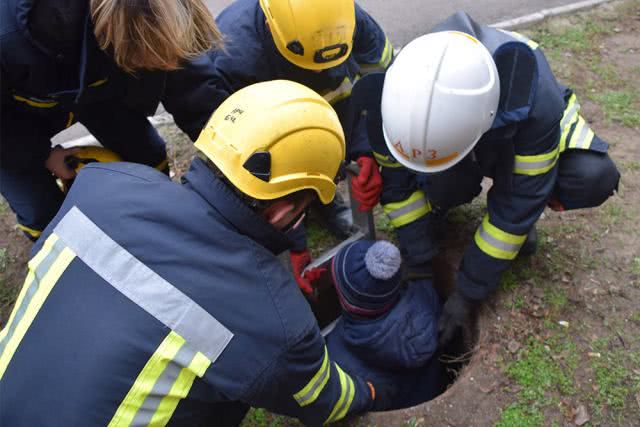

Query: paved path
[53,0,582,145]
[205,0,579,46]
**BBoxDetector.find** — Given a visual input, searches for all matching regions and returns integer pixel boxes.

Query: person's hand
[351,156,382,212]
[438,291,474,347]
[45,146,81,180]
[290,250,313,294]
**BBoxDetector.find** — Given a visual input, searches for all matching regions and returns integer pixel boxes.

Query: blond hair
[91,0,222,73]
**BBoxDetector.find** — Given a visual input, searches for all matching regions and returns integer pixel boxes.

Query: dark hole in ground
[306,250,478,410]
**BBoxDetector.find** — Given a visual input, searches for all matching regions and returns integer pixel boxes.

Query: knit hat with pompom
[332,240,402,317]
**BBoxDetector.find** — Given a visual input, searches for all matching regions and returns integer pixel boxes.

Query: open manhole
[302,175,479,414]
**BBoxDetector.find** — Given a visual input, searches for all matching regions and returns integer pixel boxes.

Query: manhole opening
[307,249,479,411]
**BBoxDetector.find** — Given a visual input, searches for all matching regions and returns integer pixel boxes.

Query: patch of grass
[499,268,521,292]
[0,248,7,272]
[591,339,636,415]
[625,161,640,172]
[632,257,640,276]
[601,202,625,225]
[495,402,544,427]
[507,337,576,403]
[240,409,288,427]
[403,416,424,427]
[305,221,338,258]
[594,90,640,127]
[544,286,567,310]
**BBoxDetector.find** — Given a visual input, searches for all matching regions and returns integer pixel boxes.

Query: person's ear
[262,200,296,226]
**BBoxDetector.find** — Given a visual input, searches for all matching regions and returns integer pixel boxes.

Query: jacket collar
[182,158,293,255]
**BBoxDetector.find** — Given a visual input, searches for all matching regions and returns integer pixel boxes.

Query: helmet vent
[243,151,271,182]
[287,41,305,56]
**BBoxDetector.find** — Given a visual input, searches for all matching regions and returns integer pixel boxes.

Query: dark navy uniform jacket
[0,0,222,168]
[326,280,442,410]
[209,0,392,160]
[0,159,373,426]
[368,12,610,300]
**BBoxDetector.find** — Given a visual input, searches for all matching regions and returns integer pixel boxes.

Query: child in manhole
[326,240,453,411]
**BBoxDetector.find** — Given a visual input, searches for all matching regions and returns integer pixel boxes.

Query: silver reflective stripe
[478,225,522,254]
[386,198,429,220]
[131,344,197,426]
[514,153,557,171]
[575,121,593,149]
[561,100,580,130]
[53,206,233,362]
[0,237,66,354]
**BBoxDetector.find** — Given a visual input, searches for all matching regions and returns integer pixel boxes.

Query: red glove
[290,250,313,294]
[351,156,382,212]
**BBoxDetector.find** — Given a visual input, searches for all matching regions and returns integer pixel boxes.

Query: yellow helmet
[65,146,122,173]
[195,80,346,204]
[259,0,356,70]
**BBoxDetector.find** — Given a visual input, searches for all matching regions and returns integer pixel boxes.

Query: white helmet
[381,31,500,173]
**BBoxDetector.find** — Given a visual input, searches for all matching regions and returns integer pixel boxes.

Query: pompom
[364,241,401,280]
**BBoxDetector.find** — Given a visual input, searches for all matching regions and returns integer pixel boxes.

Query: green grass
[544,286,567,310]
[594,90,640,127]
[495,402,544,427]
[631,257,640,276]
[591,339,636,415]
[0,248,7,272]
[240,409,288,427]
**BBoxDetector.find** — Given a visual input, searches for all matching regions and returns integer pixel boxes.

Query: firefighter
[0,0,224,240]
[0,81,381,426]
[207,0,390,293]
[359,13,620,345]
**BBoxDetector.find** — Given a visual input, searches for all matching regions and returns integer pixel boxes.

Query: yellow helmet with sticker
[195,80,346,204]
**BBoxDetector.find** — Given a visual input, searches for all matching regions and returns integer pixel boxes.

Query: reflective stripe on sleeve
[373,151,402,168]
[513,146,559,176]
[567,116,595,150]
[108,331,212,427]
[53,206,233,363]
[12,94,58,108]
[293,346,331,407]
[324,363,356,424]
[359,37,393,73]
[474,215,527,260]
[559,94,580,153]
[322,76,359,105]
[0,234,76,379]
[383,190,431,228]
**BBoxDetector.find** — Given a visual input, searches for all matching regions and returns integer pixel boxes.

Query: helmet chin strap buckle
[243,151,271,182]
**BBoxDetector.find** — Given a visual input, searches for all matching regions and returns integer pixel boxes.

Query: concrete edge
[491,0,614,29]
[61,0,615,149]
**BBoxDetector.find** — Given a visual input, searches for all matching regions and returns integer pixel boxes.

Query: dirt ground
[0,1,638,426]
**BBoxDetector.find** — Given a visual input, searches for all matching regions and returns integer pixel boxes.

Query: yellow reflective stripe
[567,116,595,150]
[323,76,359,105]
[149,351,211,426]
[12,94,58,108]
[559,94,580,153]
[359,37,393,73]
[108,331,212,427]
[16,224,42,238]
[383,190,431,228]
[0,234,75,379]
[89,78,108,88]
[66,112,75,128]
[474,215,527,260]
[514,146,559,176]
[0,234,55,343]
[373,151,402,168]
[293,347,331,407]
[324,364,355,424]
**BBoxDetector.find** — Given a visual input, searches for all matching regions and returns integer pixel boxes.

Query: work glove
[351,156,382,212]
[438,291,475,348]
[290,250,314,295]
[45,146,81,180]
